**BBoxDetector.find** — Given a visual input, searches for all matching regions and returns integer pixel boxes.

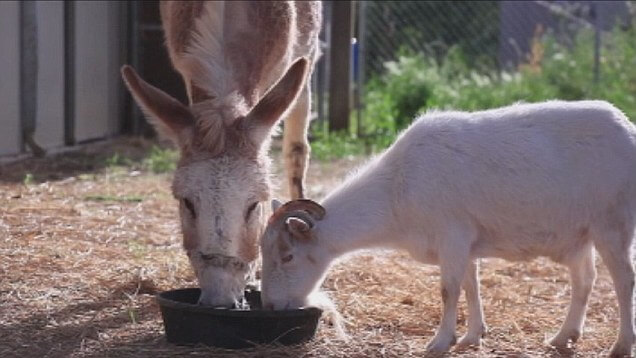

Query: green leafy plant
[105,152,132,168]
[142,145,178,174]
[23,173,34,186]
[310,130,368,161]
[329,20,636,159]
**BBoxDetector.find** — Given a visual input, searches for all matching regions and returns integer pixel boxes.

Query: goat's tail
[308,290,350,341]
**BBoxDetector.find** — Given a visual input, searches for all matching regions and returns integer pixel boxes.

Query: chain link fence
[309,1,635,138]
[360,1,500,76]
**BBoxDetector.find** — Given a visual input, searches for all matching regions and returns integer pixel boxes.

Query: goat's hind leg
[594,227,635,357]
[282,82,311,199]
[457,259,487,348]
[549,243,596,348]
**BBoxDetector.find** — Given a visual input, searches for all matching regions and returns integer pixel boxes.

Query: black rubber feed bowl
[157,288,322,349]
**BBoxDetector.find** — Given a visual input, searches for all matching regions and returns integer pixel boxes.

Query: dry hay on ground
[0,137,623,357]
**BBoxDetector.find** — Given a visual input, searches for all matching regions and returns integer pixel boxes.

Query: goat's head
[260,198,329,310]
[121,58,309,307]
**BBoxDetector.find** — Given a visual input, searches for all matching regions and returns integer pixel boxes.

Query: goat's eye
[183,198,196,218]
[245,201,259,221]
[281,254,294,263]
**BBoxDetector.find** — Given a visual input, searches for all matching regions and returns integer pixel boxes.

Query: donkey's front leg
[426,229,472,353]
[282,83,311,199]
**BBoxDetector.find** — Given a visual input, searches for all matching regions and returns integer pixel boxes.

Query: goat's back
[386,100,636,260]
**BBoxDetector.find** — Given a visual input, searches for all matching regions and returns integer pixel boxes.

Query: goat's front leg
[549,244,596,348]
[282,82,311,199]
[426,232,472,353]
[457,259,487,348]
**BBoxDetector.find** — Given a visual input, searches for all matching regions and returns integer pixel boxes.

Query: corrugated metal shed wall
[74,1,122,143]
[0,2,21,156]
[0,1,126,157]
[34,1,65,149]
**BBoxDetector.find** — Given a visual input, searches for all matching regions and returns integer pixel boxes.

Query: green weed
[142,146,178,174]
[23,173,34,186]
[84,195,144,203]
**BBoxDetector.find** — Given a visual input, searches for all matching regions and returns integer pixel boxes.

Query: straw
[0,137,619,357]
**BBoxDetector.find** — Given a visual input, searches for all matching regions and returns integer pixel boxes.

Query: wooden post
[328,0,352,132]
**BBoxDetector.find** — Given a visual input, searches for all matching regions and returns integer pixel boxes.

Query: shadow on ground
[0,137,167,184]
[0,278,161,358]
[0,275,313,358]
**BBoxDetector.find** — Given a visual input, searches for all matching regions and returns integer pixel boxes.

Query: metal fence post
[593,1,601,84]
[356,1,367,138]
[328,0,353,132]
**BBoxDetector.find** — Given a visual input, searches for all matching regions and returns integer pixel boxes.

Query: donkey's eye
[245,201,259,221]
[183,198,196,218]
[281,254,294,263]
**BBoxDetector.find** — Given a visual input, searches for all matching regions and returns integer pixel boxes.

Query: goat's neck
[314,171,393,258]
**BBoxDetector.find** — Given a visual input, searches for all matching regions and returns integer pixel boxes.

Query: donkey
[120,1,322,307]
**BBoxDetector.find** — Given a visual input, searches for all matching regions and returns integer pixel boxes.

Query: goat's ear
[243,58,309,146]
[271,199,283,213]
[286,217,313,241]
[121,65,195,148]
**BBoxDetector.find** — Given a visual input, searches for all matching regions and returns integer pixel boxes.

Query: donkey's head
[121,59,309,306]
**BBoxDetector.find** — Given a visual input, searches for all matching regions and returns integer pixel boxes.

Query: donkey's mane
[159,1,311,159]
[188,92,250,156]
[177,1,294,108]
[181,1,228,101]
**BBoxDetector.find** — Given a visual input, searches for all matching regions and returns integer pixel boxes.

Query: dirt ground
[0,137,625,357]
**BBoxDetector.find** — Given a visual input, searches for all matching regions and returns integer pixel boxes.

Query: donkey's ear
[243,58,309,146]
[271,199,283,213]
[121,65,195,147]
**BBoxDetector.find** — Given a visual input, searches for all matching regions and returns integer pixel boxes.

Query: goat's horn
[268,199,325,225]
[282,210,317,229]
[278,199,325,220]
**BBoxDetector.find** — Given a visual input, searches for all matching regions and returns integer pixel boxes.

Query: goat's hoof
[426,334,456,353]
[456,334,482,348]
[548,330,580,348]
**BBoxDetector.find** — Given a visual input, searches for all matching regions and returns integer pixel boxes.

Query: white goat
[260,100,636,357]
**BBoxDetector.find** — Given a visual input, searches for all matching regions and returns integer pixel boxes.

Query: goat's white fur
[260,100,636,356]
